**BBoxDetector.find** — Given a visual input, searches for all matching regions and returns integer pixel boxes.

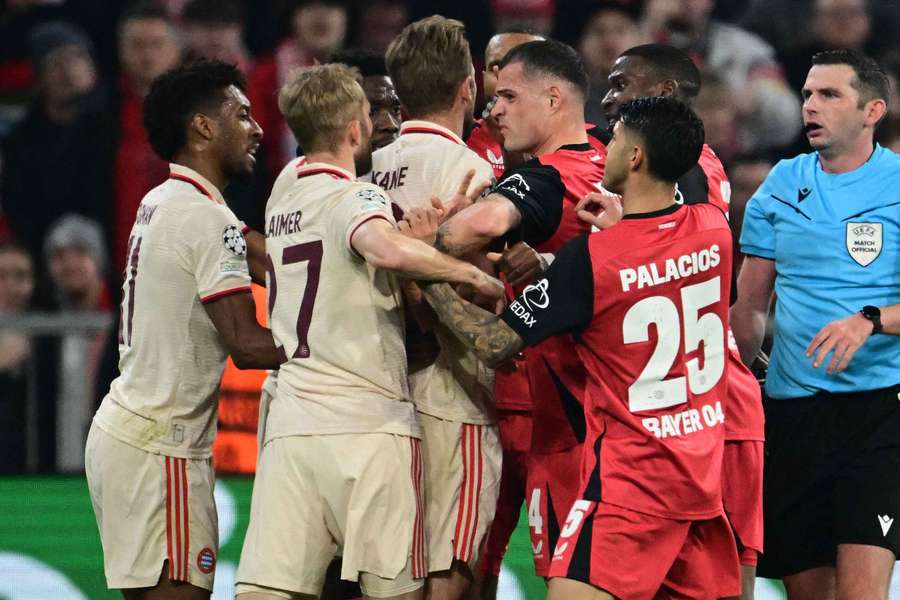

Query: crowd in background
[0,0,898,473]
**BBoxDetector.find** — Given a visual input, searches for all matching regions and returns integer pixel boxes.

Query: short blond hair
[278,63,366,153]
[385,15,472,117]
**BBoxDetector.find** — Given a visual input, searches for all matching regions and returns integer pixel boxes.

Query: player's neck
[172,153,228,194]
[416,111,464,139]
[533,116,588,156]
[818,135,875,174]
[305,149,356,178]
[621,177,677,216]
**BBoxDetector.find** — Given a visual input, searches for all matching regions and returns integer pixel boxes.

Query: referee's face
[802,64,868,153]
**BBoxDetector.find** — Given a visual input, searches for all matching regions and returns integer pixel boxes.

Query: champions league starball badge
[223,224,248,256]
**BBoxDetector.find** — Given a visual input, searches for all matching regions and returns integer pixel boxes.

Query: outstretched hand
[575,189,624,231]
[398,197,444,245]
[441,169,493,221]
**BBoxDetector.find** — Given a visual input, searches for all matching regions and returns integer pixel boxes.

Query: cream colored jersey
[371,121,496,424]
[263,160,419,440]
[93,164,252,459]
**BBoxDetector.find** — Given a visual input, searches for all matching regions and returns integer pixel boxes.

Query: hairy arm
[203,291,280,369]
[730,256,776,366]
[434,194,522,257]
[420,282,524,368]
[352,217,503,297]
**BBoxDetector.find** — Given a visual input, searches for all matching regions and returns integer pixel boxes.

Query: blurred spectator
[0,241,35,473]
[644,0,802,153]
[330,48,401,153]
[694,70,741,162]
[354,0,410,55]
[112,1,182,272]
[1,21,116,273]
[42,215,114,473]
[577,2,644,127]
[877,117,900,154]
[181,0,252,73]
[726,153,774,270]
[250,0,348,183]
[780,0,873,94]
[491,0,555,34]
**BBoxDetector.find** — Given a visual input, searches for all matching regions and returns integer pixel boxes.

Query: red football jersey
[503,203,734,519]
[697,144,731,215]
[466,119,505,179]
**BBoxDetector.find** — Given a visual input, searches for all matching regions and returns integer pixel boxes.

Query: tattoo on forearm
[435,223,477,257]
[421,283,523,367]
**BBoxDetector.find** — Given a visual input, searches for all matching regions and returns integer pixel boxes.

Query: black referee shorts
[758,383,900,578]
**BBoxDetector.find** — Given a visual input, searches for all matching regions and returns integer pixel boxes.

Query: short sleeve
[491,161,565,247]
[739,190,775,259]
[500,233,594,347]
[177,202,252,303]
[335,184,396,253]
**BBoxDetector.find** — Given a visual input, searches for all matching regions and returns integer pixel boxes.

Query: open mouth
[247,144,259,162]
[804,122,824,137]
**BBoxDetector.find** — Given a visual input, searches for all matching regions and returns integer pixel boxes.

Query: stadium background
[1,0,899,597]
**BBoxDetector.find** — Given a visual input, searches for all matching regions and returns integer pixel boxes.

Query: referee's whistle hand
[805,313,875,374]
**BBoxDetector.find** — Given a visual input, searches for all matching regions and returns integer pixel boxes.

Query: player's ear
[863,97,887,128]
[188,112,215,149]
[547,85,562,111]
[459,74,475,106]
[629,144,644,173]
[348,118,362,148]
[655,79,677,98]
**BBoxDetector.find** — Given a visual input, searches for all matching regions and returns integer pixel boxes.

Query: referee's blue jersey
[740,145,900,399]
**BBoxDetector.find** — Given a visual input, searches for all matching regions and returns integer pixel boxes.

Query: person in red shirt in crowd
[419,96,741,600]
[181,0,253,75]
[249,0,347,185]
[595,43,764,600]
[113,1,182,271]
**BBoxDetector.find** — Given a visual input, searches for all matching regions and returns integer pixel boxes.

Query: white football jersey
[371,120,496,424]
[263,160,419,440]
[93,163,252,458]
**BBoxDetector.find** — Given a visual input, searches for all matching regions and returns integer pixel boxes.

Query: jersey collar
[295,160,354,181]
[400,120,465,146]
[168,163,226,205]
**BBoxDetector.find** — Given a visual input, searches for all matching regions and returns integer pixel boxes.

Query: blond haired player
[373,16,502,600]
[234,63,503,600]
[84,61,280,600]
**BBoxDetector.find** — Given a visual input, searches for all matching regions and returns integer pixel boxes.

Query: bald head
[483,31,544,98]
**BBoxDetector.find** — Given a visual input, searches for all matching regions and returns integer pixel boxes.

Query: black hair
[330,47,388,78]
[143,60,246,161]
[811,49,891,107]
[182,0,245,25]
[620,43,701,101]
[119,0,170,28]
[498,39,590,99]
[618,96,704,183]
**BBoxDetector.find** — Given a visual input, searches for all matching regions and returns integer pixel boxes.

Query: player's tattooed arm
[420,282,524,368]
[434,194,522,257]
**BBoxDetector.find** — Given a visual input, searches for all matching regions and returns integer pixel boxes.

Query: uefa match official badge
[846,222,882,267]
[197,547,216,573]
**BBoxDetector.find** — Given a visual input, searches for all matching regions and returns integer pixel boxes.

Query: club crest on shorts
[846,222,882,267]
[196,547,216,573]
[222,224,247,256]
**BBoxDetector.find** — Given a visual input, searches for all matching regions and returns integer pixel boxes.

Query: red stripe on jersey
[165,457,174,579]
[296,167,352,181]
[200,286,252,303]
[410,438,426,578]
[173,460,183,581]
[181,459,190,581]
[453,426,469,559]
[458,425,478,561]
[469,425,484,562]
[401,126,462,146]
[169,173,216,202]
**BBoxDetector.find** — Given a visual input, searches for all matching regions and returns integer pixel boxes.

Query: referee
[732,50,900,599]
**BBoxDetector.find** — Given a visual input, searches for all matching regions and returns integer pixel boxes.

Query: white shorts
[235,433,426,598]
[419,413,502,572]
[84,422,218,591]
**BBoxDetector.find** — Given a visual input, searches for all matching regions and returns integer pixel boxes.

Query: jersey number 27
[266,241,323,361]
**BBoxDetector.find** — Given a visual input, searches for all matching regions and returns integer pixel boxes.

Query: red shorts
[548,501,741,600]
[722,440,764,566]
[526,444,583,577]
[477,410,532,576]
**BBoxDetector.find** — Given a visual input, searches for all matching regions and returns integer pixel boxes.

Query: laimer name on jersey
[620,243,721,292]
[267,209,304,237]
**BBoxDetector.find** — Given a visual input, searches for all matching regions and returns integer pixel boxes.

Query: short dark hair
[620,44,701,101]
[143,60,246,161]
[811,49,890,107]
[119,0,170,28]
[499,39,590,99]
[182,0,245,25]
[331,47,387,78]
[618,96,704,183]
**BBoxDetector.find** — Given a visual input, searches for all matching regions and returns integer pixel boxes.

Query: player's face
[601,56,658,129]
[353,98,375,175]
[363,75,401,151]
[216,85,263,177]
[802,64,870,153]
[492,62,548,154]
[602,120,631,194]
